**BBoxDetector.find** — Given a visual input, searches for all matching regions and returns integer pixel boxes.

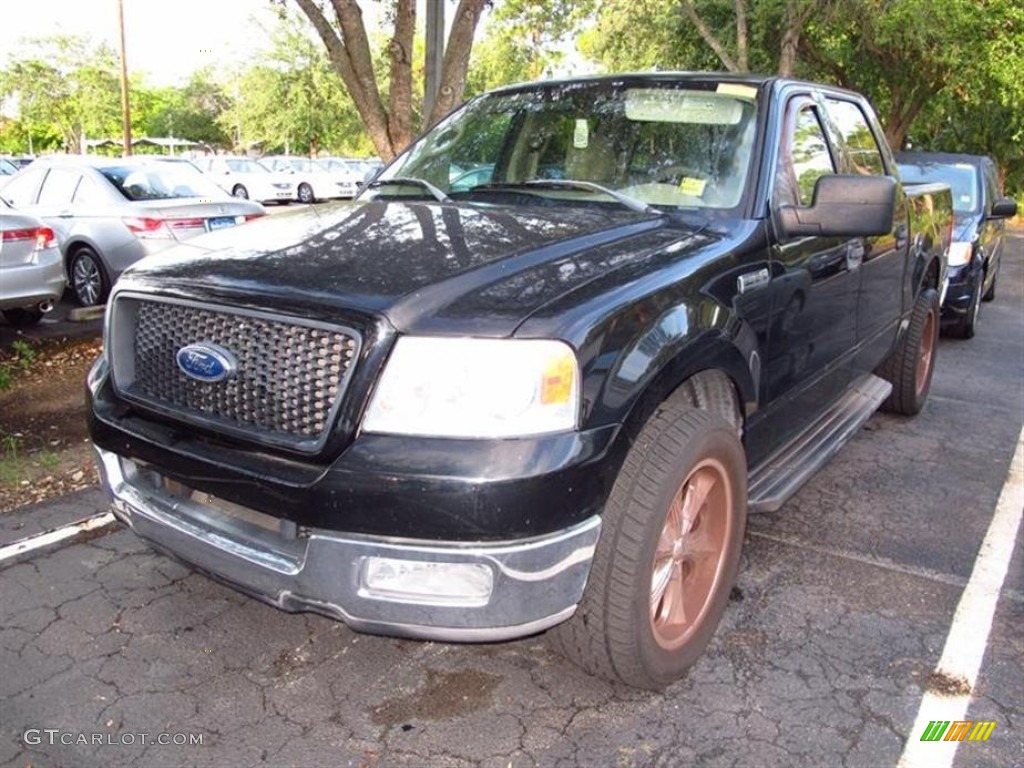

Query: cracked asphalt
[2,229,1021,768]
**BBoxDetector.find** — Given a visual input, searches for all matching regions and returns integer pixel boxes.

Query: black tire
[69,247,110,307]
[946,277,981,340]
[982,263,997,302]
[877,288,939,415]
[548,404,747,690]
[232,184,249,200]
[297,183,315,204]
[2,307,45,327]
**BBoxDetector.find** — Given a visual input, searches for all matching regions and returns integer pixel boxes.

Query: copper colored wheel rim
[915,308,936,398]
[649,459,732,651]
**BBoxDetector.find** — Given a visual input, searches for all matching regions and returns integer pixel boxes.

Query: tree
[139,69,233,148]
[289,0,488,161]
[0,36,122,153]
[219,13,371,155]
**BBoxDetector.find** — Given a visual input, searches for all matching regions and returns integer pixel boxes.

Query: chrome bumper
[95,446,599,642]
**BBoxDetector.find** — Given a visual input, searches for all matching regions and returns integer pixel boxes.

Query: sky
[0,0,294,85]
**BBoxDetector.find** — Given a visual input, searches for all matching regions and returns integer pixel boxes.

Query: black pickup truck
[88,74,952,689]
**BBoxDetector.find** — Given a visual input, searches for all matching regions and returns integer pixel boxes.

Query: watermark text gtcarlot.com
[24,729,204,747]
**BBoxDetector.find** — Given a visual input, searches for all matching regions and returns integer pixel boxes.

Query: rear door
[28,166,84,242]
[823,97,906,357]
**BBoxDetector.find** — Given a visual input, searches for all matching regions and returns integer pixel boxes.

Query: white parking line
[0,512,116,564]
[898,426,1024,768]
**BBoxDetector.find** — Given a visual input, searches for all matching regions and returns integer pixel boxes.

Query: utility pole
[423,0,445,125]
[117,0,132,156]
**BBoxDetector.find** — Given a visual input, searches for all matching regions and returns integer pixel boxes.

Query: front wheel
[297,183,315,204]
[548,405,747,690]
[946,277,981,340]
[231,184,249,200]
[982,263,998,302]
[877,288,939,415]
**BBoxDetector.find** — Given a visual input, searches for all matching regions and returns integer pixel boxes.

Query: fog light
[360,557,494,606]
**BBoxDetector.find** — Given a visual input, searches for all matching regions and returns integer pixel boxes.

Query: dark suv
[897,152,1017,338]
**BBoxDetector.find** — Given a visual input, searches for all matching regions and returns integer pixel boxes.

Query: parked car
[263,156,358,201]
[89,73,951,690]
[0,156,265,306]
[320,157,378,192]
[897,151,1017,338]
[191,156,295,204]
[0,197,65,326]
[449,163,495,191]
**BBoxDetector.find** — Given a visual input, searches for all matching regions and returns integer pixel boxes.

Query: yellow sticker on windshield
[678,177,707,196]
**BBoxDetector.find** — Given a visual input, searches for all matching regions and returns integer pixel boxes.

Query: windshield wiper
[471,180,662,216]
[366,177,450,203]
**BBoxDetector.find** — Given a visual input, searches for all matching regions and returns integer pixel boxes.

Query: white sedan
[264,156,359,202]
[193,156,295,204]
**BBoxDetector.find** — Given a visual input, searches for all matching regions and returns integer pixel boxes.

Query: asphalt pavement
[0,228,1021,768]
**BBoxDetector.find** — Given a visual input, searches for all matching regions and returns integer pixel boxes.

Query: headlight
[363,337,580,438]
[947,241,973,268]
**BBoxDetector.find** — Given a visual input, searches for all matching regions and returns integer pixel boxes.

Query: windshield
[274,158,322,173]
[100,163,231,201]
[226,158,271,174]
[0,158,17,175]
[376,79,760,210]
[899,162,979,214]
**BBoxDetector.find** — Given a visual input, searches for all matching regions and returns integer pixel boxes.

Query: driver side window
[774,102,837,208]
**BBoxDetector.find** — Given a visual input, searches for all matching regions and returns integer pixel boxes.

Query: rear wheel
[548,403,746,690]
[297,183,315,204]
[69,247,110,307]
[2,307,45,327]
[232,184,249,200]
[877,288,939,415]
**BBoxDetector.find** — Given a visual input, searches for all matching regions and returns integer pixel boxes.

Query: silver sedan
[0,198,65,326]
[0,156,266,306]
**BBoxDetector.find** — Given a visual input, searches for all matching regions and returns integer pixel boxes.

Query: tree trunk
[294,0,487,160]
[386,0,416,153]
[293,0,394,159]
[777,1,803,76]
[426,0,488,127]
[679,0,748,73]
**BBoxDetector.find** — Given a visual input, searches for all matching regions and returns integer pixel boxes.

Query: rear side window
[37,168,82,206]
[826,99,885,176]
[1,167,46,207]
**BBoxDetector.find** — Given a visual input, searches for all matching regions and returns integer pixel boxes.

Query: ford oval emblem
[176,343,237,383]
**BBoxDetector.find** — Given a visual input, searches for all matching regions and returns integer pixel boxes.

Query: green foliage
[0,340,37,392]
[218,12,371,154]
[0,35,122,153]
[135,69,232,148]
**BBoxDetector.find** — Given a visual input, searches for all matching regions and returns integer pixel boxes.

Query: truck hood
[118,199,708,336]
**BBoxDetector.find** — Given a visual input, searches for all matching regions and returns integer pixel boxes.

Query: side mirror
[989,197,1017,219]
[777,175,897,238]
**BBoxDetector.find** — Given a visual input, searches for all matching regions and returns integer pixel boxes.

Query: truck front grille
[109,295,360,453]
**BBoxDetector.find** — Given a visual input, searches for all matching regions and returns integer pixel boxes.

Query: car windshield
[281,158,327,173]
[899,162,979,213]
[225,158,271,174]
[374,80,760,211]
[100,163,230,201]
[0,158,17,175]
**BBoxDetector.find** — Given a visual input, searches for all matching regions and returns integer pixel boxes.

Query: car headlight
[363,337,580,438]
[947,241,973,268]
